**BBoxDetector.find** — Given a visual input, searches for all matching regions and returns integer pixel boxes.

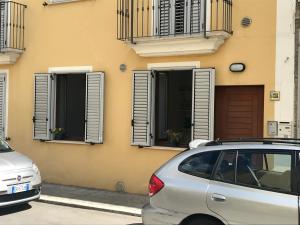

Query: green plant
[51,128,65,135]
[166,130,183,146]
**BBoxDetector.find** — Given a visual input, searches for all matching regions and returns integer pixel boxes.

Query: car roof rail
[204,138,300,146]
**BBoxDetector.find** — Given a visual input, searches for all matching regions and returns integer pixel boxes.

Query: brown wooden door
[215,86,264,139]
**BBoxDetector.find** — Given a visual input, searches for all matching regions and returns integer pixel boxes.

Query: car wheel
[184,217,223,225]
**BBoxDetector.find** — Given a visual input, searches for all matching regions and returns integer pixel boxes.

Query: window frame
[178,150,221,179]
[211,149,298,196]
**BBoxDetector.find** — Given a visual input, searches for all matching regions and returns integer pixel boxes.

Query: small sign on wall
[270,91,280,101]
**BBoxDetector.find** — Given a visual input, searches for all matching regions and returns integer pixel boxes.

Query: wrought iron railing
[117,0,232,42]
[0,1,26,52]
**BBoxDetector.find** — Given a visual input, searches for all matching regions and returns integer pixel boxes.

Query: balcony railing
[0,1,26,52]
[117,0,232,43]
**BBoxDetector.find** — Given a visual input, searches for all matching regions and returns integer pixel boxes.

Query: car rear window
[179,151,220,179]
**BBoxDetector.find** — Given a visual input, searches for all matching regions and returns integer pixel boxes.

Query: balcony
[117,0,232,57]
[0,1,26,64]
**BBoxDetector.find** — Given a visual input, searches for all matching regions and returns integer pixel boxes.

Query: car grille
[0,189,39,203]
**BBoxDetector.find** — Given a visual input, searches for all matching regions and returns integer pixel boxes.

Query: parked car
[142,139,300,225]
[0,139,41,207]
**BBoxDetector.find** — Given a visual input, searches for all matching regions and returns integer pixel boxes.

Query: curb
[38,195,142,217]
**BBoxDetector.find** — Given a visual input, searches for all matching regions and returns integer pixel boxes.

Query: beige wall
[1,0,277,194]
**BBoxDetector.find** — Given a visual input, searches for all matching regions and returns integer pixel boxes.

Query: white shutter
[189,0,205,33]
[33,73,53,140]
[0,1,10,49]
[132,71,154,147]
[0,74,6,139]
[85,72,104,144]
[192,68,215,140]
[157,0,171,35]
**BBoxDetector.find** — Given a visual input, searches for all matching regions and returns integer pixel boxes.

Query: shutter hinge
[50,75,54,80]
[151,70,156,78]
[46,118,48,122]
[191,123,195,127]
[131,119,134,126]
[150,134,153,139]
[32,116,36,123]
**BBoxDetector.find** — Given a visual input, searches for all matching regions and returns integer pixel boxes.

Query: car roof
[188,142,300,156]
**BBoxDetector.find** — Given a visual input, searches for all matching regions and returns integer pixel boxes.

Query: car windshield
[0,140,13,152]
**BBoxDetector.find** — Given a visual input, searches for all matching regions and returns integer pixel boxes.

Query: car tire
[184,217,223,225]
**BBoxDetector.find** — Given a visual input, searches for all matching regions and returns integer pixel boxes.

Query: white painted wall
[274,0,296,136]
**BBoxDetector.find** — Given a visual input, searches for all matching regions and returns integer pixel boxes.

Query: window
[55,74,86,141]
[131,69,215,147]
[156,0,205,36]
[214,151,236,183]
[236,151,292,192]
[179,151,220,178]
[33,72,104,144]
[213,150,293,193]
[155,71,192,147]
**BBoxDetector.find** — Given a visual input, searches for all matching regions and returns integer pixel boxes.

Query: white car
[0,140,41,207]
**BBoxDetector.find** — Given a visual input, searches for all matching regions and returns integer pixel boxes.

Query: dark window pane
[237,151,292,192]
[155,70,192,147]
[214,151,236,183]
[179,151,220,179]
[56,74,86,141]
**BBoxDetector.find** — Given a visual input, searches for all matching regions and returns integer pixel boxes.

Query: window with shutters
[131,68,214,148]
[156,0,205,36]
[33,72,104,144]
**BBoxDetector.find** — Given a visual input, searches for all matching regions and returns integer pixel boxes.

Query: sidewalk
[38,183,149,217]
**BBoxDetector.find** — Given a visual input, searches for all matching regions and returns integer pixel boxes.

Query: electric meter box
[278,122,293,138]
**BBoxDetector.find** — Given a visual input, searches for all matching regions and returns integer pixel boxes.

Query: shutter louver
[192,68,215,140]
[85,72,104,144]
[0,1,6,49]
[132,71,153,147]
[158,0,171,36]
[190,0,204,33]
[33,73,52,140]
[174,0,185,34]
[0,74,6,139]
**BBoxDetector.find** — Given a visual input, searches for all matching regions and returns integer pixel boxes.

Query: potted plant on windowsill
[51,128,65,140]
[166,130,183,147]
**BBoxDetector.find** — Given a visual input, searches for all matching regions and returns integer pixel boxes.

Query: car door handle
[211,194,226,202]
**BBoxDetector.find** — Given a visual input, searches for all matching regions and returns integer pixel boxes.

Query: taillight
[149,174,164,197]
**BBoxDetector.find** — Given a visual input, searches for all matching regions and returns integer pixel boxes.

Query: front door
[215,86,264,139]
[207,149,298,225]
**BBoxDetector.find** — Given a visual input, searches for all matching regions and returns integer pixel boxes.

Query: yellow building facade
[0,0,295,194]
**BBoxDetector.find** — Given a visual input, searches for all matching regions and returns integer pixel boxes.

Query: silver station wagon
[0,140,41,207]
[142,139,300,225]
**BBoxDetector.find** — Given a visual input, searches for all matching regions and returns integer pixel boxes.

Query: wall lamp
[230,63,246,73]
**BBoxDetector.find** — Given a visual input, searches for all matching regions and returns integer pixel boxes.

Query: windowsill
[46,140,89,145]
[144,146,186,152]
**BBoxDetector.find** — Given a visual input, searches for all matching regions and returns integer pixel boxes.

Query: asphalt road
[0,202,142,225]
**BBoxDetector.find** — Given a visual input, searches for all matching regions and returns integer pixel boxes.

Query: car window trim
[211,149,298,196]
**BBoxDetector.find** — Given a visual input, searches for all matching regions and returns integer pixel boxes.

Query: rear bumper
[142,203,184,225]
[0,187,41,207]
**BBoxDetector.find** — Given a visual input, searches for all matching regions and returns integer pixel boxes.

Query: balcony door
[155,0,205,36]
